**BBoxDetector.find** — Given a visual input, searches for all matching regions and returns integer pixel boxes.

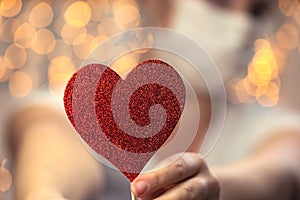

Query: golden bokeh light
[0,159,12,192]
[87,0,110,22]
[5,43,27,69]
[47,40,73,61]
[48,56,75,97]
[61,23,87,45]
[31,29,56,55]
[88,36,116,62]
[228,39,280,107]
[9,71,33,98]
[275,23,299,50]
[256,82,280,107]
[29,2,54,28]
[14,23,36,49]
[114,4,140,30]
[278,0,298,16]
[0,18,20,43]
[111,53,140,78]
[0,56,13,70]
[97,16,121,36]
[242,77,256,97]
[0,58,12,82]
[0,64,7,81]
[293,4,300,24]
[48,56,75,78]
[72,34,96,59]
[64,1,91,28]
[0,0,22,17]
[112,0,138,13]
[234,79,251,103]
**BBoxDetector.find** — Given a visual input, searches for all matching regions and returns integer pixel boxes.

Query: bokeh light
[278,0,298,17]
[0,159,12,192]
[9,71,33,98]
[87,0,110,22]
[4,43,27,69]
[14,23,36,49]
[72,33,96,59]
[61,23,87,45]
[0,58,12,82]
[228,39,281,107]
[0,0,22,17]
[31,29,56,55]
[111,53,140,77]
[48,56,75,97]
[97,16,121,36]
[0,18,20,43]
[64,1,91,28]
[114,4,140,29]
[29,2,54,28]
[275,23,299,50]
[0,56,13,70]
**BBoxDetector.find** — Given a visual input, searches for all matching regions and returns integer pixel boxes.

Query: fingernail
[133,180,148,196]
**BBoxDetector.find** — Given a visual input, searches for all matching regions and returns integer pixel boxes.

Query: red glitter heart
[64,60,185,182]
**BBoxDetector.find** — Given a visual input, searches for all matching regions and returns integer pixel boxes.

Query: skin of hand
[131,152,220,200]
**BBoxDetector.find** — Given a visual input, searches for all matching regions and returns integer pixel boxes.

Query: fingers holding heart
[131,153,220,200]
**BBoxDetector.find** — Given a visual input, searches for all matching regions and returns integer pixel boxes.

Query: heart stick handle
[131,191,136,200]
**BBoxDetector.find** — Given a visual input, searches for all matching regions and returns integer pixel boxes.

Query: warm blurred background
[0,0,300,198]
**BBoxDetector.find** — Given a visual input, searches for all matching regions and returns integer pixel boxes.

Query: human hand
[131,152,220,200]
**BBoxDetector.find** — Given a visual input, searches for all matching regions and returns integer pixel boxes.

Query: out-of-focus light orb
[112,0,138,13]
[48,56,75,78]
[14,23,36,49]
[87,0,110,22]
[276,23,299,50]
[9,71,33,98]
[29,2,54,28]
[256,82,280,107]
[47,39,72,61]
[278,0,298,16]
[5,44,27,69]
[97,16,121,36]
[234,79,251,103]
[0,64,7,81]
[73,34,95,59]
[31,29,56,55]
[111,54,139,77]
[242,77,256,97]
[0,0,22,17]
[64,1,91,28]
[0,57,12,82]
[0,56,13,70]
[293,4,300,24]
[61,23,87,45]
[0,18,20,43]
[114,4,140,29]
[248,57,277,80]
[0,159,12,192]
[48,56,75,97]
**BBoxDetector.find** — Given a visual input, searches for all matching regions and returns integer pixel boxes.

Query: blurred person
[6,0,300,200]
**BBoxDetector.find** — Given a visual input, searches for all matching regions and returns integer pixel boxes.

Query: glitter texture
[64,60,185,182]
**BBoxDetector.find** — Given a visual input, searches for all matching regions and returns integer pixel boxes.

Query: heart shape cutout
[64,60,185,181]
